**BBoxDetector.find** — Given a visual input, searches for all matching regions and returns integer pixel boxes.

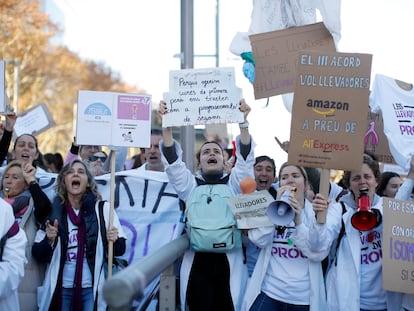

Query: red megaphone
[351,188,381,231]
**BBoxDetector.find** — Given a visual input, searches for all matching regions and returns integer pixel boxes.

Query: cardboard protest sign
[14,103,55,137]
[76,90,151,147]
[227,190,274,229]
[382,197,414,294]
[249,22,336,99]
[365,110,396,164]
[288,51,372,171]
[162,67,243,127]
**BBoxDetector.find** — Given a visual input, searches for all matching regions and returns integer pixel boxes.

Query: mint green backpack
[185,183,242,253]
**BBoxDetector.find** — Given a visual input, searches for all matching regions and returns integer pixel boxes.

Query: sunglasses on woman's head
[89,155,107,162]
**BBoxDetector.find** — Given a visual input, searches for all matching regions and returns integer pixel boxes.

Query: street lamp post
[180,0,195,172]
[4,59,20,113]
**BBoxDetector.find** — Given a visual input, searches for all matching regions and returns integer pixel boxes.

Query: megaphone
[351,188,382,231]
[267,189,295,226]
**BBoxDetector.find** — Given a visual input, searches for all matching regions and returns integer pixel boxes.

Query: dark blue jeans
[61,287,94,311]
[250,292,310,311]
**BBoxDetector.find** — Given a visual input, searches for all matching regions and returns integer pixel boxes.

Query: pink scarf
[65,203,86,310]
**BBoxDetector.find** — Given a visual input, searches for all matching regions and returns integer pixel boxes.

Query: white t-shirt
[369,74,414,171]
[62,210,93,289]
[359,223,387,310]
[262,225,310,305]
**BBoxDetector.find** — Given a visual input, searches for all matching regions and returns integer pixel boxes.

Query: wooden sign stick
[107,149,116,278]
[317,168,330,224]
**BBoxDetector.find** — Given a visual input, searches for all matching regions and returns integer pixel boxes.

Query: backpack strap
[195,174,230,186]
[19,198,34,229]
[0,234,8,261]
[335,189,348,202]
[98,200,108,258]
[334,201,347,266]
[0,221,20,261]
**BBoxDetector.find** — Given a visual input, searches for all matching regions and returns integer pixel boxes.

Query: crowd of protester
[0,99,413,311]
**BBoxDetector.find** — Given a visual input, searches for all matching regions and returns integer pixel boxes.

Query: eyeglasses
[89,155,107,162]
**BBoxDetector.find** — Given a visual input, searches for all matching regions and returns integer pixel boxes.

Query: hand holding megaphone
[267,186,298,226]
[351,188,382,231]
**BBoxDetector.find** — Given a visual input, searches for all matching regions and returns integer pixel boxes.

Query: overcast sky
[55,0,414,168]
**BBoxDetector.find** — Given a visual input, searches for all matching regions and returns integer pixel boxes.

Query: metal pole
[103,236,189,311]
[3,60,19,113]
[180,0,195,172]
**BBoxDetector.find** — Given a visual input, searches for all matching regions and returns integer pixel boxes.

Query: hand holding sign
[162,67,244,127]
[228,177,273,229]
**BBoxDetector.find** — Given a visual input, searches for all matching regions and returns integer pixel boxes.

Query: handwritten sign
[14,103,56,137]
[227,190,274,229]
[288,51,372,171]
[162,67,243,127]
[383,197,414,294]
[77,90,151,148]
[249,22,336,99]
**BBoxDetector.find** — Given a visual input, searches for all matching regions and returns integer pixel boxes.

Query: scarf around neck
[65,202,86,311]
[1,190,30,218]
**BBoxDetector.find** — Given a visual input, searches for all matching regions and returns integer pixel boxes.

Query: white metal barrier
[103,235,189,311]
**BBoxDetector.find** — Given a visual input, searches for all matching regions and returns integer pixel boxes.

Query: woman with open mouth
[0,133,57,201]
[32,159,126,311]
[243,163,341,311]
[0,159,51,311]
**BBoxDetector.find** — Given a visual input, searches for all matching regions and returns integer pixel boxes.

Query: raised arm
[0,113,17,164]
[238,98,251,147]
[157,100,195,199]
[22,162,51,224]
[158,100,174,148]
[228,99,256,193]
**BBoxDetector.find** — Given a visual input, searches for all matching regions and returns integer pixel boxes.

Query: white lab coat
[325,193,401,311]
[161,135,255,311]
[35,201,122,311]
[242,198,342,311]
[0,199,27,311]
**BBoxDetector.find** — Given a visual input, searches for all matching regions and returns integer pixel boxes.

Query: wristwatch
[239,121,249,129]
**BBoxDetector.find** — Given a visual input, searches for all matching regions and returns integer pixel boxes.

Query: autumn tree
[0,0,145,158]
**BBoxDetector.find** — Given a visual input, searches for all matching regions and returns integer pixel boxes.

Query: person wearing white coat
[32,160,126,311]
[0,198,27,310]
[159,99,254,311]
[325,154,400,311]
[243,163,342,311]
